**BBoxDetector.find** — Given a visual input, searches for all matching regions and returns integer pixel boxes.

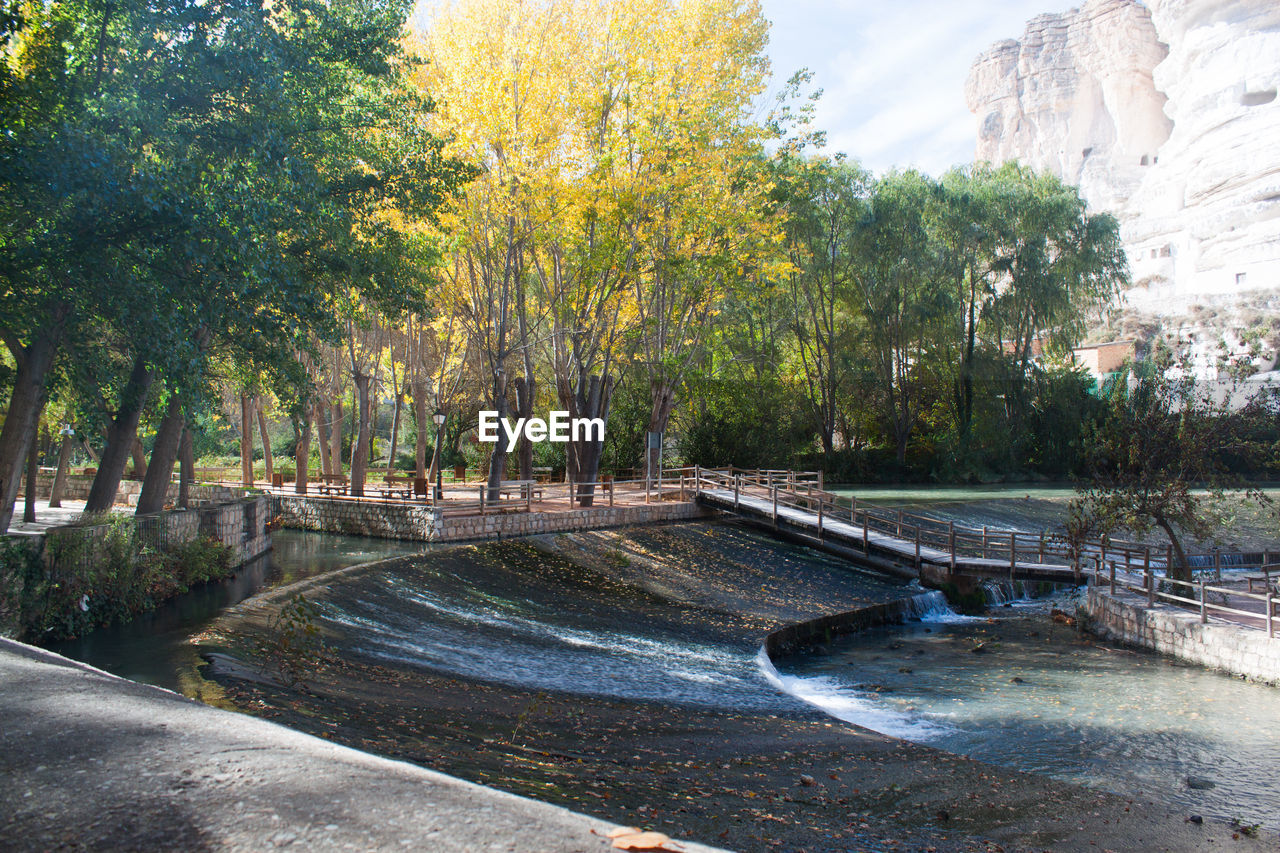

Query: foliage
[257,593,331,690]
[676,377,814,469]
[2,515,235,641]
[0,535,43,638]
[1069,367,1275,583]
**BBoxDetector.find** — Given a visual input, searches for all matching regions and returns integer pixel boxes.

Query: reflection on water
[775,610,1280,826]
[48,530,428,691]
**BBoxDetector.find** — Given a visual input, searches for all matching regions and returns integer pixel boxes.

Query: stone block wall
[1085,586,1280,685]
[18,473,237,506]
[37,496,271,576]
[764,591,948,658]
[269,495,712,543]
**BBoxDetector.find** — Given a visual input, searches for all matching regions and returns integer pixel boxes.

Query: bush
[0,537,44,639]
[4,515,237,642]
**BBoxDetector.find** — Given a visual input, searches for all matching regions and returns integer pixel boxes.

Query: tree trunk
[137,394,184,515]
[80,439,99,464]
[49,432,75,508]
[330,399,343,477]
[294,408,312,494]
[315,399,332,477]
[179,427,194,508]
[485,372,510,503]
[240,393,254,486]
[641,381,675,483]
[413,381,430,479]
[130,437,148,481]
[387,383,404,475]
[23,425,40,523]
[350,371,371,497]
[256,397,273,485]
[346,386,356,469]
[514,376,535,482]
[85,355,153,513]
[1155,514,1193,586]
[557,373,611,507]
[0,322,63,532]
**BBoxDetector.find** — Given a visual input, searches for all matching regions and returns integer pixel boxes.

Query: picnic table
[375,486,414,501]
[1245,568,1279,594]
[318,483,349,497]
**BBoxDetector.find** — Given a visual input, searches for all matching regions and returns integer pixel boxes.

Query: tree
[0,0,467,526]
[1069,367,1274,584]
[777,156,869,453]
[847,170,951,465]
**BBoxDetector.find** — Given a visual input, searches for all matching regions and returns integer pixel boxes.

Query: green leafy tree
[1070,368,1274,584]
[0,0,467,527]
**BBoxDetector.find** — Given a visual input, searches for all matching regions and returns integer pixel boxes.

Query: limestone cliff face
[966,0,1280,320]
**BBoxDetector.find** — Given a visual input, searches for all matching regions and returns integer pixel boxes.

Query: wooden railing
[1099,561,1280,638]
[686,466,1278,585]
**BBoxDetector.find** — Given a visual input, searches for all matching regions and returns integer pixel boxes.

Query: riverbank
[0,638,725,852]
[193,522,1266,852]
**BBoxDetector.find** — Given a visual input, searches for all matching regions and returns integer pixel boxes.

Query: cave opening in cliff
[1241,88,1277,107]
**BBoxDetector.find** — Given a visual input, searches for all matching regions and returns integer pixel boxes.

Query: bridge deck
[698,487,1082,584]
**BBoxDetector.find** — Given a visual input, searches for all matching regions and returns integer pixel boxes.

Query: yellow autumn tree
[412,0,782,496]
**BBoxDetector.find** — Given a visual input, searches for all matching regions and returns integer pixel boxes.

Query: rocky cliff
[966,0,1280,348]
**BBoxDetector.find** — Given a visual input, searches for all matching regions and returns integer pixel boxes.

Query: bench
[500,480,543,499]
[318,483,349,497]
[375,486,414,501]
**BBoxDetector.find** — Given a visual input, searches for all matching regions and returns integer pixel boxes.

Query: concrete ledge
[0,638,725,852]
[1084,586,1280,684]
[764,590,947,657]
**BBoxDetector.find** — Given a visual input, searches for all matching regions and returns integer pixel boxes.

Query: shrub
[6,516,237,642]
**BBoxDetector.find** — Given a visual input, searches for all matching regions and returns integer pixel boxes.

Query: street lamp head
[432,409,446,427]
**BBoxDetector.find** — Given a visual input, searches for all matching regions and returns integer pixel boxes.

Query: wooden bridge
[683,467,1274,591]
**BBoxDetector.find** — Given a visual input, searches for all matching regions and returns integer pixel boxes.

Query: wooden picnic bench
[318,483,349,497]
[374,486,414,501]
[498,479,543,501]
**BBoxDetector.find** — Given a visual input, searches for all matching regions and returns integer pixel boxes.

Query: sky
[412,0,1078,177]
[758,0,1076,175]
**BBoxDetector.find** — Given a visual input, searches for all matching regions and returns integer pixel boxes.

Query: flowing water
[49,520,1280,835]
[48,530,429,692]
[209,522,914,710]
[772,603,1280,827]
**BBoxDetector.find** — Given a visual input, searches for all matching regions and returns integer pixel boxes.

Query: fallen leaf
[611,830,678,850]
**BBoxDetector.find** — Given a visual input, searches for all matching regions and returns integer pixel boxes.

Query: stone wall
[269,494,713,543]
[18,473,238,506]
[1084,586,1280,684]
[764,591,948,658]
[42,496,272,569]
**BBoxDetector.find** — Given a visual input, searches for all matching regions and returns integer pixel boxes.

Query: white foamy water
[754,646,949,740]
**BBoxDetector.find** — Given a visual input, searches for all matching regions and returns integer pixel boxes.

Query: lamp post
[48,424,76,510]
[432,409,446,501]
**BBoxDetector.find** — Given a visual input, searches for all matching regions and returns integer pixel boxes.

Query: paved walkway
[0,639,723,852]
[4,499,95,536]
